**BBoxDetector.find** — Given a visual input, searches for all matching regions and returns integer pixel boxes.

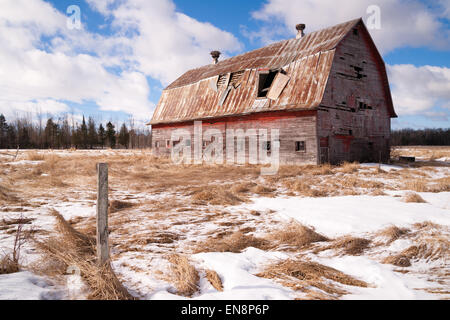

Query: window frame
[295,141,306,153]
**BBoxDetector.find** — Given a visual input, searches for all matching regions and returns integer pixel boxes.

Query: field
[0,146,449,300]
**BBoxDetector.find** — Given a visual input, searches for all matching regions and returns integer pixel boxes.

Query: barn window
[166,140,171,148]
[229,70,245,88]
[295,141,306,152]
[155,141,160,148]
[186,139,191,147]
[264,141,271,152]
[257,70,278,98]
[353,28,358,36]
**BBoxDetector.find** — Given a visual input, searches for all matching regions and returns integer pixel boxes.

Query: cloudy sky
[0,0,449,129]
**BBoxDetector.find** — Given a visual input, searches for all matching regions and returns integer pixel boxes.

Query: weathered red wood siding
[152,110,318,165]
[318,23,392,164]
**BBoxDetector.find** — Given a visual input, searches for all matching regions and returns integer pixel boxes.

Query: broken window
[229,71,245,89]
[264,141,271,152]
[257,70,278,98]
[295,141,306,152]
[217,73,230,91]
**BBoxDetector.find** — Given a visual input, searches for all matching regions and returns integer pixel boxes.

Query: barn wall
[318,23,391,164]
[152,111,318,165]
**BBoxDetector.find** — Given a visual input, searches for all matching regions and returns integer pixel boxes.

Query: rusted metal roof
[151,18,362,125]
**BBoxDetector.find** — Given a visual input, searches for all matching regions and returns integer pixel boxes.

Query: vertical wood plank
[96,163,109,265]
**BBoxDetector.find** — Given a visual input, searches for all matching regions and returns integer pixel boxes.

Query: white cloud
[387,64,450,116]
[88,0,242,85]
[251,0,449,53]
[0,0,242,122]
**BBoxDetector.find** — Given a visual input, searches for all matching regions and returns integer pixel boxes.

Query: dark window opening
[353,28,358,36]
[166,140,170,148]
[349,130,353,135]
[295,141,306,152]
[173,140,180,148]
[257,70,278,98]
[264,141,271,152]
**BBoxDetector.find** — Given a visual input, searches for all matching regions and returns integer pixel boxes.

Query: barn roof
[150,18,395,125]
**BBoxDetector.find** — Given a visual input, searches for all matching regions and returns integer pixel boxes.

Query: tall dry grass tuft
[167,254,200,297]
[377,226,410,244]
[26,151,45,161]
[191,186,245,206]
[403,192,427,203]
[195,232,269,253]
[205,269,223,292]
[257,259,368,298]
[0,182,18,203]
[404,180,428,192]
[338,162,360,174]
[267,223,328,250]
[318,236,371,256]
[35,209,134,300]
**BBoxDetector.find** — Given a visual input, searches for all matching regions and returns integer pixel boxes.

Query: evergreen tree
[106,121,116,149]
[44,118,57,148]
[19,126,31,149]
[7,125,16,149]
[118,123,130,149]
[98,124,106,149]
[80,116,88,149]
[0,114,8,149]
[87,117,97,149]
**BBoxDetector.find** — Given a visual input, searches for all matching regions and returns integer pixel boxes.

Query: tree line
[0,114,152,149]
[391,128,450,146]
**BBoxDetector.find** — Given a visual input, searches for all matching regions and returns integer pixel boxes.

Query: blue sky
[0,0,449,129]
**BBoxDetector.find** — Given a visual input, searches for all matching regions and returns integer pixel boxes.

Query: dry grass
[109,200,135,213]
[0,253,20,274]
[403,192,427,203]
[337,162,360,174]
[257,259,368,298]
[26,151,45,161]
[0,182,18,203]
[35,209,134,300]
[205,269,223,292]
[267,223,328,250]
[403,180,429,192]
[167,254,200,297]
[191,186,245,206]
[318,236,371,256]
[377,226,410,244]
[195,231,269,253]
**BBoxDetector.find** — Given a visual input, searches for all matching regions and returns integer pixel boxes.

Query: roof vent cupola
[211,51,221,65]
[296,24,306,39]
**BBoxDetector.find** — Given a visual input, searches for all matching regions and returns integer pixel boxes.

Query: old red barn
[149,18,397,165]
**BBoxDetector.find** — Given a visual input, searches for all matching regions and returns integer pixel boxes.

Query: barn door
[320,147,329,164]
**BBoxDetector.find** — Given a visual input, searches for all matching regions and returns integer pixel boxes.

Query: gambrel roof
[150,18,395,125]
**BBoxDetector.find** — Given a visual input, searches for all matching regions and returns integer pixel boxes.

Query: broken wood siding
[152,111,318,165]
[318,22,392,164]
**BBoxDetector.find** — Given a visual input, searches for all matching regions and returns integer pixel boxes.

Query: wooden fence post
[96,163,109,266]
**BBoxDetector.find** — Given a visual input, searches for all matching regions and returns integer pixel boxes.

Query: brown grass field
[0,147,449,300]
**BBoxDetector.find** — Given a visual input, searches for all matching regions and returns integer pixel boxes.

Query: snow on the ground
[0,272,66,300]
[192,248,293,300]
[360,163,403,171]
[241,194,450,238]
[317,256,438,300]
